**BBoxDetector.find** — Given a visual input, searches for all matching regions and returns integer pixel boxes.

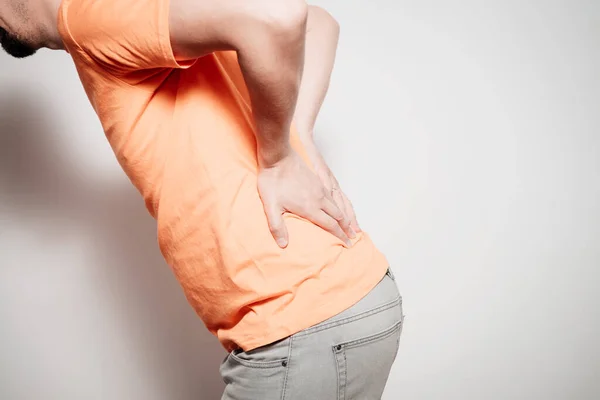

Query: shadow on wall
[0,91,226,399]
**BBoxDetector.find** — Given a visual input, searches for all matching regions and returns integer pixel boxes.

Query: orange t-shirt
[58,0,389,351]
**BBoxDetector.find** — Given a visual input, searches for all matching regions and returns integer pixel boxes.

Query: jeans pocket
[227,337,290,368]
[333,320,402,400]
[221,338,291,400]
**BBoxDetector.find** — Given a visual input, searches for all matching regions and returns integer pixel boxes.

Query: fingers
[258,151,360,248]
[331,187,353,232]
[341,192,361,232]
[322,195,356,241]
[330,187,346,215]
[310,208,352,246]
[265,199,350,248]
[264,204,289,248]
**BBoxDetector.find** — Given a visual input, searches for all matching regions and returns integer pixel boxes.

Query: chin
[0,28,38,58]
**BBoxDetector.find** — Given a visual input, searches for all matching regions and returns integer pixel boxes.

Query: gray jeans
[220,268,403,399]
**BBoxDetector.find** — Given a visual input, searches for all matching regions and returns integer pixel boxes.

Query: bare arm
[293,6,340,138]
[169,0,353,247]
[170,0,307,166]
[292,7,361,232]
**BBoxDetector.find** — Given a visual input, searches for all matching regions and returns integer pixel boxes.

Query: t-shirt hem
[236,260,390,352]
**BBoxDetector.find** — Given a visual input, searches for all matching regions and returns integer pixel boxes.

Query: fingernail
[346,240,352,247]
[349,228,357,239]
[277,238,288,248]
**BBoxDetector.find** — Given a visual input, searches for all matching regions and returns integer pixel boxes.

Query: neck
[37,0,64,50]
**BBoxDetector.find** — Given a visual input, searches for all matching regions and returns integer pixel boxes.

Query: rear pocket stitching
[295,296,401,339]
[229,352,287,369]
[229,342,290,369]
[335,319,403,351]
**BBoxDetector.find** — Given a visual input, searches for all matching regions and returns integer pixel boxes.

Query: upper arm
[64,0,219,74]
[168,0,239,61]
[64,0,308,73]
[169,0,309,61]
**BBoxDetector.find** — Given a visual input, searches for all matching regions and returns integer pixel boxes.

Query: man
[1,0,403,398]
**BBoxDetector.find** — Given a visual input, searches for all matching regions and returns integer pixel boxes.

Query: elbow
[252,0,309,41]
[227,0,308,56]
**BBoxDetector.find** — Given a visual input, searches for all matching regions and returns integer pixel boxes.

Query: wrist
[257,140,293,168]
[296,128,317,149]
[299,136,318,155]
[295,126,315,143]
[297,136,324,168]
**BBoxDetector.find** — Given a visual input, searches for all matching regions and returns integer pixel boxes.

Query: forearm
[235,2,309,167]
[293,6,340,140]
[169,0,352,244]
[171,0,320,166]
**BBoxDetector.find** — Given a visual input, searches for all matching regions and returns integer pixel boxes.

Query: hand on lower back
[303,141,361,234]
[258,150,356,248]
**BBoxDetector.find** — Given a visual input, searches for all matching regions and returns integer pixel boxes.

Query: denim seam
[294,296,401,339]
[228,345,289,369]
[333,345,340,400]
[339,319,403,350]
[281,336,294,400]
[228,356,286,369]
[333,343,347,400]
[342,350,347,400]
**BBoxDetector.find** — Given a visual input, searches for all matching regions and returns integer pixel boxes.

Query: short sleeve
[59,0,195,74]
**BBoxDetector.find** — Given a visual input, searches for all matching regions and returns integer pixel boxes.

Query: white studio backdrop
[1,1,599,399]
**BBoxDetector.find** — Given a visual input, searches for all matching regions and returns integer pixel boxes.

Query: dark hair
[0,27,37,58]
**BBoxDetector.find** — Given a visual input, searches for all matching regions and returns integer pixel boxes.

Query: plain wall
[1,0,598,399]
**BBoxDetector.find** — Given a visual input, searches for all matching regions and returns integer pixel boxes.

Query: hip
[221,269,403,399]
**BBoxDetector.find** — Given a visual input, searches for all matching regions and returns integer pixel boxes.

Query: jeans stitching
[333,346,340,400]
[343,350,347,400]
[339,319,403,350]
[294,296,401,339]
[281,336,293,400]
[333,344,346,400]
[228,355,287,369]
[228,342,289,369]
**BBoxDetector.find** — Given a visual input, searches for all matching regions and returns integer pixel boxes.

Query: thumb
[265,206,289,248]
